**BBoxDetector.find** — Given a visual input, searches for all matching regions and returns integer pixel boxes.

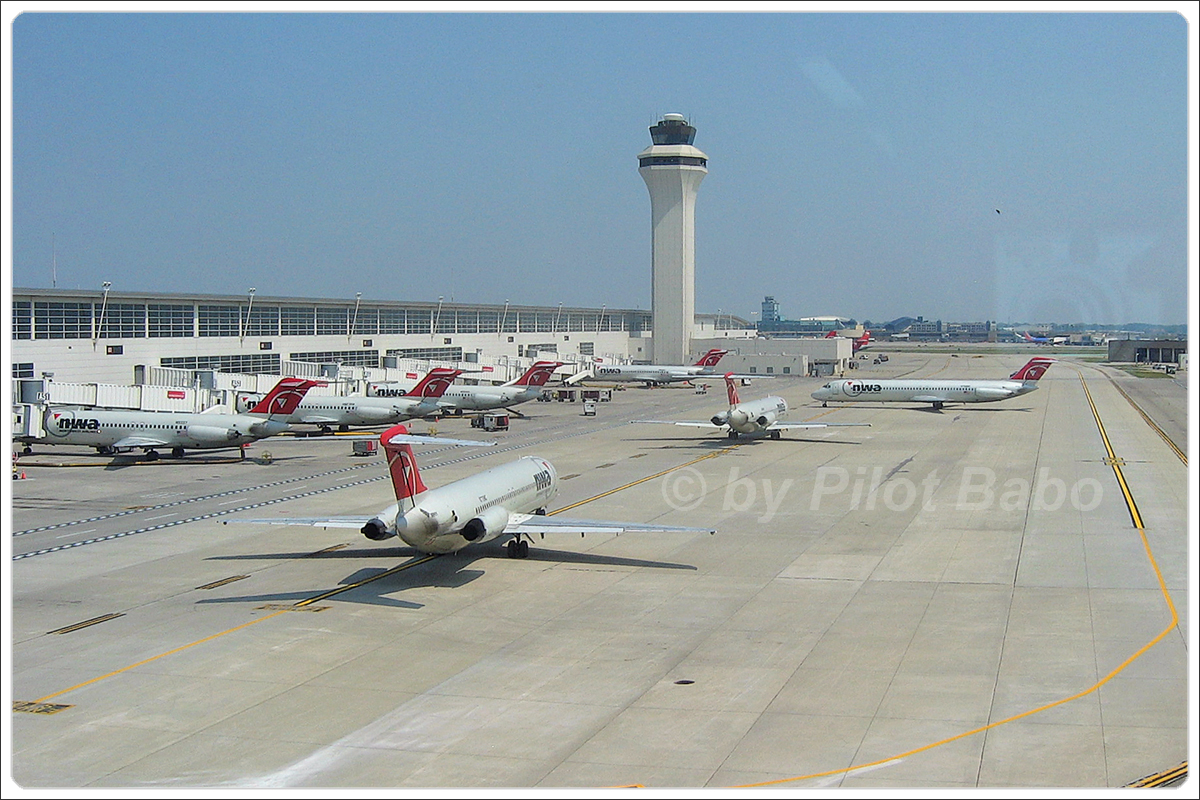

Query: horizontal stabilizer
[768,422,871,430]
[223,516,370,529]
[508,513,713,535]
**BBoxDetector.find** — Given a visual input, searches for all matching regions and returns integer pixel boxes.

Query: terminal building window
[244,307,280,337]
[198,305,240,337]
[379,309,406,334]
[352,308,378,336]
[290,350,380,367]
[454,310,478,334]
[12,362,34,378]
[406,309,431,335]
[34,301,93,339]
[12,302,32,339]
[281,306,316,336]
[97,303,146,339]
[387,346,463,361]
[161,353,281,374]
[149,304,194,337]
[316,307,348,336]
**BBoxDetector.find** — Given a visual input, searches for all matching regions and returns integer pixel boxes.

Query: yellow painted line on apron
[28,553,439,705]
[732,368,1181,789]
[549,445,741,516]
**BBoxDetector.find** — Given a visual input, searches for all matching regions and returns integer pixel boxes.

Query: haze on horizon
[7,9,1193,327]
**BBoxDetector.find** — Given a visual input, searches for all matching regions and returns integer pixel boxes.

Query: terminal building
[10,288,654,387]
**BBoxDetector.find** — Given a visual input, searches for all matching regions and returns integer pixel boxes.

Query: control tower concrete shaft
[638,114,708,365]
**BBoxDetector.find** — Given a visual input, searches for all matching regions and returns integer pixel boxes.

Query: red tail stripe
[724,372,740,406]
[381,424,428,500]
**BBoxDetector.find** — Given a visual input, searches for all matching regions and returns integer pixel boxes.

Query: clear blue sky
[7,6,1194,326]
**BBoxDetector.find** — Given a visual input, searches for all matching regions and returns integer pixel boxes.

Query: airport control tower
[639,113,708,365]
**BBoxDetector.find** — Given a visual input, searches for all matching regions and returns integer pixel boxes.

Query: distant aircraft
[826,330,872,352]
[435,361,564,414]
[228,423,712,559]
[18,377,325,459]
[811,357,1055,411]
[1022,331,1067,346]
[571,348,730,387]
[242,368,463,434]
[633,373,870,440]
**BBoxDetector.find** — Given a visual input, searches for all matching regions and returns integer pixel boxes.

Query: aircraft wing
[768,422,871,430]
[223,516,371,529]
[508,513,713,535]
[910,395,950,404]
[110,434,174,449]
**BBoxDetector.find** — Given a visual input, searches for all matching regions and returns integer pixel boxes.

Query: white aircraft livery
[229,423,712,559]
[576,348,729,386]
[811,357,1055,411]
[240,367,462,432]
[22,377,325,459]
[435,361,563,413]
[634,373,870,440]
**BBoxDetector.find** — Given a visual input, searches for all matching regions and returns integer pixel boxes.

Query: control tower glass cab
[638,114,708,366]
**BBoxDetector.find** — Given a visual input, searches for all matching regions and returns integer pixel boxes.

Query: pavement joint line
[730,366,1182,789]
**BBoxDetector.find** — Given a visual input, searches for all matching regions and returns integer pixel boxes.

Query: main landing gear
[506,538,530,559]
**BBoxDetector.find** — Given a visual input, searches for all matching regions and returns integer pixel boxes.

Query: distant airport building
[761,296,780,323]
[1106,338,1187,365]
[639,113,707,365]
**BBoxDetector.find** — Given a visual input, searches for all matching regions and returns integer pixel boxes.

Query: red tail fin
[825,331,838,338]
[405,368,462,398]
[1010,358,1055,381]
[248,378,325,417]
[381,424,428,501]
[724,373,740,406]
[512,361,563,387]
[694,349,728,367]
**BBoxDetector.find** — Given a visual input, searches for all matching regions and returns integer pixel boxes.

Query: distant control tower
[639,113,708,365]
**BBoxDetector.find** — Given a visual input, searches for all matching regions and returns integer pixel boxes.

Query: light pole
[500,299,510,337]
[349,292,362,340]
[240,287,256,344]
[431,296,444,337]
[94,281,112,348]
[597,304,606,333]
[554,302,564,335]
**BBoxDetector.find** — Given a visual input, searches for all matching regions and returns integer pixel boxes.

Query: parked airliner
[434,361,564,414]
[570,349,729,386]
[811,357,1055,411]
[229,424,712,558]
[239,368,462,433]
[19,377,325,459]
[634,373,870,440]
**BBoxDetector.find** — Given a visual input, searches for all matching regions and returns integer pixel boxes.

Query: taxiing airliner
[572,348,729,386]
[242,368,462,433]
[435,361,564,414]
[634,373,870,440]
[229,424,712,558]
[811,357,1055,411]
[19,377,325,459]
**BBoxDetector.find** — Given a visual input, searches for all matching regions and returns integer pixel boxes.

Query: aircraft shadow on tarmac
[95,452,320,470]
[629,435,865,448]
[200,545,697,609]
